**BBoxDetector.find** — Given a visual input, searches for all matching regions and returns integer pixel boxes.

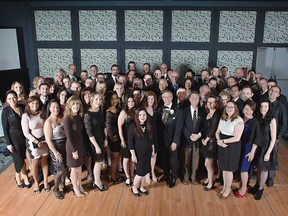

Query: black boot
[254,189,264,200]
[249,184,259,194]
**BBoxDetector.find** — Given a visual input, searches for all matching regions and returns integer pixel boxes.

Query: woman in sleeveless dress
[44,99,68,199]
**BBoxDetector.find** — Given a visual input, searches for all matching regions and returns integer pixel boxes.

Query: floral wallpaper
[263,11,288,43]
[125,10,163,41]
[171,10,211,42]
[34,10,72,41]
[79,10,117,41]
[125,49,163,72]
[217,51,253,72]
[218,11,256,43]
[171,50,209,74]
[37,48,73,78]
[81,49,117,74]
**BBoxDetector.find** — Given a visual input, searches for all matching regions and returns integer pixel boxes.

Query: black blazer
[105,75,116,91]
[1,105,25,145]
[182,106,205,148]
[157,105,183,147]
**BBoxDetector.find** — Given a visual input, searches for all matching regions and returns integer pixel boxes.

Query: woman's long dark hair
[24,95,45,119]
[256,99,272,125]
[133,108,153,140]
[122,93,136,118]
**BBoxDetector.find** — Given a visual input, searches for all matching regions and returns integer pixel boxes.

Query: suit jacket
[157,105,183,147]
[105,75,116,91]
[182,106,205,148]
[1,105,25,145]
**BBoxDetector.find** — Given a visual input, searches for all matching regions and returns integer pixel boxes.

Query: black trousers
[160,144,179,178]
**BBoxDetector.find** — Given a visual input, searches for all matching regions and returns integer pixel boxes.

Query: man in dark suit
[67,64,80,82]
[157,90,183,188]
[105,64,119,91]
[182,92,205,185]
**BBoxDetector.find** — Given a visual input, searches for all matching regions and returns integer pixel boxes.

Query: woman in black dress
[118,94,136,187]
[251,100,277,200]
[64,95,86,198]
[105,91,122,183]
[140,91,158,183]
[201,95,221,191]
[84,92,107,191]
[128,108,154,197]
[1,90,30,188]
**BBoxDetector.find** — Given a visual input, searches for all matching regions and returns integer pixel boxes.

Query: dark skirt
[122,146,131,159]
[218,133,241,172]
[201,138,218,159]
[50,138,67,172]
[135,156,151,177]
[11,136,26,173]
[108,137,121,153]
[90,143,105,163]
[257,141,279,171]
[240,142,253,172]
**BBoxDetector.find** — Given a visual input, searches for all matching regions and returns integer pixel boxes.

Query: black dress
[84,111,105,162]
[202,111,220,159]
[257,118,278,171]
[106,110,121,153]
[1,105,26,173]
[148,111,158,153]
[64,115,85,168]
[121,113,133,159]
[128,124,152,177]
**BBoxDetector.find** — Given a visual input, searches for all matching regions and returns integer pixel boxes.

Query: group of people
[1,61,287,201]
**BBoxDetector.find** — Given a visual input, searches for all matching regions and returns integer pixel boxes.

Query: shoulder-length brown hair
[140,91,158,110]
[206,94,220,114]
[64,95,84,118]
[221,100,239,121]
[24,95,45,119]
[134,108,153,140]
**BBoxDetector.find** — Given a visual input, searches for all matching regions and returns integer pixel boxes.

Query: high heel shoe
[204,182,215,191]
[138,188,149,195]
[72,188,85,198]
[44,185,50,192]
[14,177,24,188]
[60,183,69,193]
[219,192,232,199]
[235,188,248,198]
[53,189,64,200]
[131,188,141,197]
[93,183,107,192]
[125,178,133,187]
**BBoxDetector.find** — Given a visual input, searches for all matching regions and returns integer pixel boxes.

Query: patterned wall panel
[81,49,117,74]
[37,49,73,78]
[125,10,163,41]
[171,50,209,74]
[263,11,288,43]
[34,10,72,41]
[171,10,211,42]
[125,49,163,72]
[217,51,253,73]
[218,11,256,43]
[79,10,117,41]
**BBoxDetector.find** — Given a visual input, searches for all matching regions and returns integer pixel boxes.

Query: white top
[21,113,45,141]
[218,116,243,136]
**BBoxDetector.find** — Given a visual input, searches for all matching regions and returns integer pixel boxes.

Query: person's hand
[54,152,63,163]
[7,145,14,153]
[121,141,127,148]
[38,141,46,148]
[264,153,270,161]
[246,152,255,162]
[131,154,137,163]
[170,142,177,151]
[190,134,200,142]
[95,146,101,154]
[72,151,79,160]
[202,139,208,146]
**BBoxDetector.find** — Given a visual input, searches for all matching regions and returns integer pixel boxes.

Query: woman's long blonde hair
[64,95,84,118]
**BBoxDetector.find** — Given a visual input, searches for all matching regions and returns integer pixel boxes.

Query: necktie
[114,76,117,83]
[192,109,197,128]
[162,108,169,125]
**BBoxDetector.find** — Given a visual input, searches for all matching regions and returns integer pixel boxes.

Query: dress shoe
[14,177,24,188]
[34,189,40,194]
[182,178,190,185]
[249,184,259,195]
[53,189,64,200]
[159,175,169,182]
[266,179,274,187]
[138,188,149,195]
[131,188,141,197]
[125,178,133,187]
[24,183,32,189]
[254,189,264,200]
[169,177,177,188]
[191,179,200,185]
[152,174,157,182]
[204,182,215,191]
[219,192,232,199]
[93,183,107,192]
[44,185,50,192]
[235,188,248,198]
[202,182,208,186]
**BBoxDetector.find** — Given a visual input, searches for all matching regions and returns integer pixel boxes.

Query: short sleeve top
[218,116,243,136]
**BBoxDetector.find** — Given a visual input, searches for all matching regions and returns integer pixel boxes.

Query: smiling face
[260,102,269,116]
[243,104,253,119]
[13,82,23,95]
[207,97,216,110]
[147,95,155,107]
[59,90,67,103]
[28,100,39,112]
[225,101,236,117]
[6,92,18,107]
[110,93,118,107]
[127,97,135,109]
[162,91,173,106]
[71,101,80,114]
[92,94,103,109]
[49,102,60,116]
[138,110,147,124]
